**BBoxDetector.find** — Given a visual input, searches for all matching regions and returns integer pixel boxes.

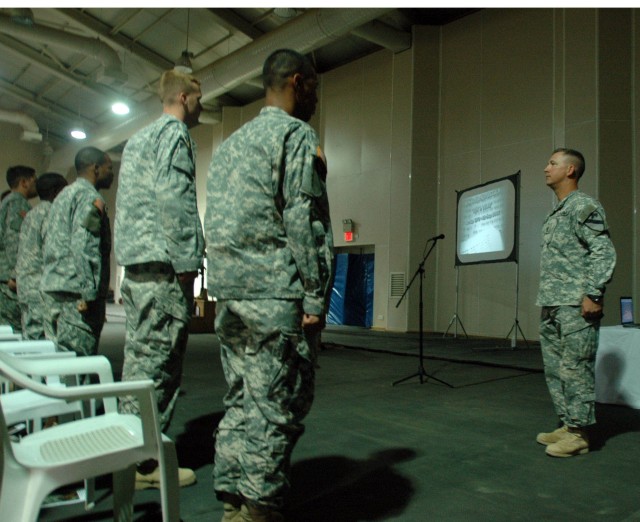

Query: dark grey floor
[40,307,640,521]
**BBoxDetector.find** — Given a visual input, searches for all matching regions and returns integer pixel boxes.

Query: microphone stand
[393,236,453,387]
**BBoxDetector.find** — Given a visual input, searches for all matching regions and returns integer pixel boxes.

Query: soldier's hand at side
[582,296,603,320]
[7,279,16,292]
[77,300,88,313]
[302,314,325,332]
[177,271,198,285]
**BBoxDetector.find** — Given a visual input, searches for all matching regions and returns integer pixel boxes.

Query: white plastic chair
[0,352,180,522]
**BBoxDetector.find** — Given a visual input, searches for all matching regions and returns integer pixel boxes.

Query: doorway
[327,246,375,328]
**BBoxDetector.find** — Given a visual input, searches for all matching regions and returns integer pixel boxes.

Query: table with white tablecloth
[596,326,640,409]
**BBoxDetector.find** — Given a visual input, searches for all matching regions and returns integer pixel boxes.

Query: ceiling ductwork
[0,13,127,86]
[0,109,42,143]
[198,7,393,103]
[50,7,393,165]
[350,20,412,54]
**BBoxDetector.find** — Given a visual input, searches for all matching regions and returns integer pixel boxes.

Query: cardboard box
[189,298,216,333]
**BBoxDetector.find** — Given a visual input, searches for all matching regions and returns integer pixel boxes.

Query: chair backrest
[0,341,63,393]
[0,340,56,356]
[0,334,22,341]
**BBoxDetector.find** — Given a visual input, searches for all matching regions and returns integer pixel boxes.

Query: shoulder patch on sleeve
[93,198,105,214]
[83,202,103,235]
[578,201,607,232]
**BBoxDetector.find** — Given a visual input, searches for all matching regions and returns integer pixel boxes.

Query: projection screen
[455,172,520,266]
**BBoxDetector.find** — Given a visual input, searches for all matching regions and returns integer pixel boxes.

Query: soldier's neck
[554,184,578,202]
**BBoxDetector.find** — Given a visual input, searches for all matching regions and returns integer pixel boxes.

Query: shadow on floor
[590,403,640,451]
[174,411,224,471]
[285,448,416,521]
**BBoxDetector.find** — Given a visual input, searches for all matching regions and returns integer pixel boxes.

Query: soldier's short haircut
[36,172,68,201]
[554,147,586,180]
[158,70,201,104]
[262,49,316,91]
[75,147,107,174]
[6,165,36,189]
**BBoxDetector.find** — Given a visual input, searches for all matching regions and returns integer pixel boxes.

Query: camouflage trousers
[42,291,105,356]
[539,305,599,427]
[19,294,46,340]
[213,299,317,510]
[0,282,22,332]
[119,263,192,432]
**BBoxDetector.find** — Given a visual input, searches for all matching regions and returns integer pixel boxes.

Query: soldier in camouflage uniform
[536,148,616,458]
[41,147,113,357]
[115,69,204,489]
[206,49,334,522]
[0,165,37,331]
[16,173,67,339]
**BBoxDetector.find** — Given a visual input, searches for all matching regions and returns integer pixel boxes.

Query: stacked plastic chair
[0,351,180,522]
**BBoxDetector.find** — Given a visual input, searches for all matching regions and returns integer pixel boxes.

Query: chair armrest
[3,354,114,385]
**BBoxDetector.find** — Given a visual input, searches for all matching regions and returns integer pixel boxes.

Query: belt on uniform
[125,262,174,275]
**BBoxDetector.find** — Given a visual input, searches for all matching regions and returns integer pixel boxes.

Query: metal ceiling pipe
[198,7,393,103]
[0,13,127,86]
[350,20,412,54]
[0,109,42,142]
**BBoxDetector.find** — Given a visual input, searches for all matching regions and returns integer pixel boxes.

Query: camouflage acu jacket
[41,178,111,301]
[205,106,334,316]
[0,192,31,282]
[16,201,51,303]
[115,113,204,273]
[537,190,616,306]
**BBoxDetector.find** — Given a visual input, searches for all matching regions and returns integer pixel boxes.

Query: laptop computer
[620,296,640,327]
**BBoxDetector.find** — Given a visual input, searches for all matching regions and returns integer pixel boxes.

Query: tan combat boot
[545,427,589,457]
[240,503,285,522]
[536,425,570,445]
[135,462,196,490]
[220,493,243,522]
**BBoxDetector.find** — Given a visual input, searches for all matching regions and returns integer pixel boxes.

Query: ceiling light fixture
[174,9,194,74]
[111,101,130,115]
[174,51,194,74]
[70,127,87,140]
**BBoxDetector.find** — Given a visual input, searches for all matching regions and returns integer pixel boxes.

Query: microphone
[428,234,445,241]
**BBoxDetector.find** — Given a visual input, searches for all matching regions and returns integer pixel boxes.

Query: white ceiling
[0,7,477,155]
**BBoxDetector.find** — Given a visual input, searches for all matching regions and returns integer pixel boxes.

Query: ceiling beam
[350,20,411,54]
[207,8,264,40]
[55,8,174,71]
[0,34,118,101]
[0,76,95,127]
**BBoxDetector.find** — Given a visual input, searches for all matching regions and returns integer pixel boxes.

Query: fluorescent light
[111,101,130,115]
[70,128,87,140]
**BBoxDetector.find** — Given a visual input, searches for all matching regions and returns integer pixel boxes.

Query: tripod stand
[443,265,468,339]
[393,237,453,387]
[505,261,529,349]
